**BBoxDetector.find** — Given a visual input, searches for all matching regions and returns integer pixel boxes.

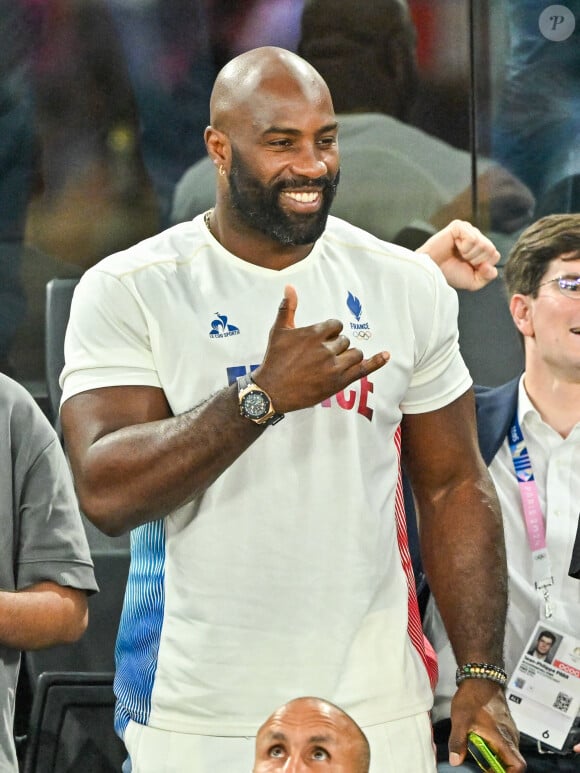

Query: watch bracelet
[455,662,507,687]
[236,373,284,426]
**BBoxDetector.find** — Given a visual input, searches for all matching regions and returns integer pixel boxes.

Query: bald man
[60,46,523,772]
[253,698,370,773]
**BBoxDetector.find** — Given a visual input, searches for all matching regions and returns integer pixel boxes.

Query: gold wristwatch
[237,373,284,426]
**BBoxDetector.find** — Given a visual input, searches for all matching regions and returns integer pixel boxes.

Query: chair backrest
[23,672,126,773]
[45,277,80,431]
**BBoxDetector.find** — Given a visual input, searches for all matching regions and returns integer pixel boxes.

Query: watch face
[241,390,270,419]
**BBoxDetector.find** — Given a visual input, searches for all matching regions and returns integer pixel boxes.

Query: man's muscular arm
[61,285,389,536]
[402,391,525,771]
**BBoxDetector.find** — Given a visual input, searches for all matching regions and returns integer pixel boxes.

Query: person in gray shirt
[0,373,98,771]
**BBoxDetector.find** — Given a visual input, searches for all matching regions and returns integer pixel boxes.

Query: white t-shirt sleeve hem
[400,255,473,414]
[61,366,162,405]
[401,367,472,415]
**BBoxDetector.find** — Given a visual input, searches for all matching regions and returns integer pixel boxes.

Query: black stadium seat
[45,277,80,436]
[23,672,126,773]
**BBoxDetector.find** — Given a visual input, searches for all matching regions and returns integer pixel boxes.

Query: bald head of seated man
[253,696,370,772]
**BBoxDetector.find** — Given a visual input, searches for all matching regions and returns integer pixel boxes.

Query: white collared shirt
[493,376,580,670]
[426,375,580,722]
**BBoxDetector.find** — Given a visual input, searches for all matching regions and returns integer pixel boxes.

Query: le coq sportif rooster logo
[209,312,240,338]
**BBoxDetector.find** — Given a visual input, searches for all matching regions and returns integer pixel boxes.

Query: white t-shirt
[61,214,471,736]
[426,376,580,723]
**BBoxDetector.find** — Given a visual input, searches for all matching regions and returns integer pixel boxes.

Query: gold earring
[219,164,226,176]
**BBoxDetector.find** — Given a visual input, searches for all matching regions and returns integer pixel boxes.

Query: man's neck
[523,362,580,438]
[209,206,316,270]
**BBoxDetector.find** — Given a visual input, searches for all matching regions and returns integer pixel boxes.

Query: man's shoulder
[0,373,46,425]
[474,376,520,463]
[86,219,205,280]
[474,377,520,408]
[322,216,452,300]
[0,374,56,454]
[323,215,429,264]
[0,372,33,407]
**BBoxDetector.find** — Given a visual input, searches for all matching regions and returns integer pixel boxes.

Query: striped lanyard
[508,414,554,619]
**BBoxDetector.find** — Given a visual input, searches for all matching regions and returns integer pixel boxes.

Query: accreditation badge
[506,621,580,751]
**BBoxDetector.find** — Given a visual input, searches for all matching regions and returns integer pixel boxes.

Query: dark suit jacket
[473,377,519,464]
[474,377,579,580]
[407,374,579,617]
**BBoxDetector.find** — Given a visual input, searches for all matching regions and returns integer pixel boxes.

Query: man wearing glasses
[426,213,580,770]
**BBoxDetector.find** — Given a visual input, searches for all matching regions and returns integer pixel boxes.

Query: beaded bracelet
[455,662,507,687]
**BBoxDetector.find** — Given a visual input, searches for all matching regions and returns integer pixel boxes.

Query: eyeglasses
[536,275,580,299]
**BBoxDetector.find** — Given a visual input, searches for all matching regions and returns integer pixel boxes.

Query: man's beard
[228,148,339,246]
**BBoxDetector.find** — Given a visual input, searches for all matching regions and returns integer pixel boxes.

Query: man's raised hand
[252,285,389,412]
[419,219,500,291]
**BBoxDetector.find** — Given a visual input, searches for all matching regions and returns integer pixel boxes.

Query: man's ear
[204,126,230,171]
[510,293,534,338]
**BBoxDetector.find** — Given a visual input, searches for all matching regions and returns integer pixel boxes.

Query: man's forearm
[0,582,88,650]
[63,285,390,537]
[420,472,508,666]
[63,384,265,537]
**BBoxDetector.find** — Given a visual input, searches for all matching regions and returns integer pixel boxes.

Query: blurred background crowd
[1,0,578,397]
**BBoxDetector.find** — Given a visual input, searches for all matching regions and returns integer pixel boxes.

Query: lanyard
[508,414,554,618]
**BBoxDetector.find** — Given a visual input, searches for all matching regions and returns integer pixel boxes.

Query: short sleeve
[12,397,98,593]
[401,258,472,414]
[60,269,162,404]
